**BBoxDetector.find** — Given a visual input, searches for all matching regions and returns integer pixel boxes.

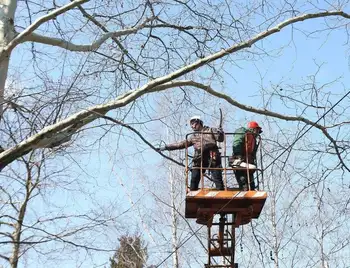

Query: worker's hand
[229,155,243,167]
[156,147,167,152]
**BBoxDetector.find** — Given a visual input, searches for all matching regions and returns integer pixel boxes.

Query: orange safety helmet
[248,121,262,132]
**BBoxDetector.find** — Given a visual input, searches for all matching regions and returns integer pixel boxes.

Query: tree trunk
[0,0,17,118]
[271,193,279,268]
[169,161,179,268]
[10,171,32,268]
[167,125,179,268]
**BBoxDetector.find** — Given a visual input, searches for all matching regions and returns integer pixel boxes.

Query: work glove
[156,147,167,152]
[229,154,243,166]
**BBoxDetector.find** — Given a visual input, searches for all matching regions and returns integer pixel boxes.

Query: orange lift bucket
[183,132,267,267]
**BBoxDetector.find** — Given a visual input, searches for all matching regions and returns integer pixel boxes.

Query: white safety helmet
[189,115,203,125]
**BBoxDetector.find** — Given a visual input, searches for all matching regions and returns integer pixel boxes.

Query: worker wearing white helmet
[157,115,224,191]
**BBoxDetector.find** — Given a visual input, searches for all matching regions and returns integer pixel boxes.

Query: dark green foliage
[110,235,148,268]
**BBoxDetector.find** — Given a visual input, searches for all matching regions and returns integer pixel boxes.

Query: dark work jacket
[165,126,224,166]
[165,126,224,151]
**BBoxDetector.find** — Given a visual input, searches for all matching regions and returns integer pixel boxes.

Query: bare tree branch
[0,253,10,262]
[22,17,155,52]
[190,81,350,171]
[1,11,350,170]
[0,0,89,61]
[92,112,185,167]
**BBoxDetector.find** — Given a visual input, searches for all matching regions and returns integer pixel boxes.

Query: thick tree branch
[0,81,192,170]
[188,81,350,172]
[145,11,350,84]
[22,17,154,51]
[0,0,89,60]
[1,79,348,172]
[1,11,350,169]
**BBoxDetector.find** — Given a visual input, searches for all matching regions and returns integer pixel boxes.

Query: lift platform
[185,189,267,268]
[183,131,267,267]
[185,188,267,226]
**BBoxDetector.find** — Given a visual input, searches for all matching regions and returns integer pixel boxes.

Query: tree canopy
[1,0,350,267]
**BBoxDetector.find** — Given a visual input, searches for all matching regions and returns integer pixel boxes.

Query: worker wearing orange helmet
[230,121,262,190]
[157,116,225,191]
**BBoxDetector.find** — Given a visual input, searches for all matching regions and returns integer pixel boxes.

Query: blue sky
[3,1,350,267]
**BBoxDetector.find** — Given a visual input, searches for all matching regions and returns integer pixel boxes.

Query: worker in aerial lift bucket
[230,121,262,191]
[157,116,224,191]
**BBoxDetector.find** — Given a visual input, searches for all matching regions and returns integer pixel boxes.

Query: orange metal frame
[185,132,263,192]
[183,132,267,267]
[185,188,267,226]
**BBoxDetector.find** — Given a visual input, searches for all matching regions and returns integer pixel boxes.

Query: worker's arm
[157,139,193,151]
